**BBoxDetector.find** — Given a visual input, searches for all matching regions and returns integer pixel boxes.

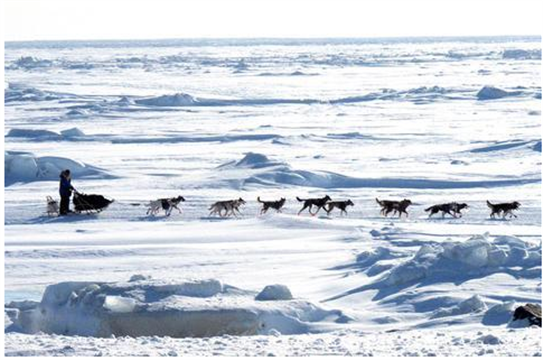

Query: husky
[257,197,286,215]
[487,200,520,219]
[325,200,354,216]
[376,198,412,218]
[425,202,468,218]
[296,195,331,216]
[209,198,246,218]
[46,196,60,216]
[147,196,185,216]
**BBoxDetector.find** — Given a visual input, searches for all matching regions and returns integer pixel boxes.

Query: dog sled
[73,192,114,214]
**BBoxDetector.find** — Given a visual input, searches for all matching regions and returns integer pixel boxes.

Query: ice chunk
[103,296,136,313]
[60,128,85,138]
[6,279,344,338]
[476,86,520,100]
[135,93,198,107]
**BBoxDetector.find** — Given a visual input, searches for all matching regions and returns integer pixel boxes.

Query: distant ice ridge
[4,83,67,103]
[5,277,349,338]
[135,93,198,106]
[502,49,541,60]
[131,86,468,108]
[9,56,54,69]
[4,151,111,186]
[6,128,85,141]
[217,153,540,189]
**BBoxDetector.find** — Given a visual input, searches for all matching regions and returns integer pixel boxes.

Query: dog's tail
[296,197,304,202]
[486,200,494,209]
[424,206,434,212]
[257,196,264,203]
[375,198,383,206]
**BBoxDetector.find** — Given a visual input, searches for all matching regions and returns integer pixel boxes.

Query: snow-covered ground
[4,36,542,356]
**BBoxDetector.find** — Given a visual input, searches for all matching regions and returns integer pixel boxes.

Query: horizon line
[5,34,541,45]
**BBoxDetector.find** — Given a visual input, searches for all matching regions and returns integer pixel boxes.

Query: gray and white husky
[209,198,246,217]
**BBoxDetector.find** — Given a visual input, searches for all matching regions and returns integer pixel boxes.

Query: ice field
[4,36,542,356]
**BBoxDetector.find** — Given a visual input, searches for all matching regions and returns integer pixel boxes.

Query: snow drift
[219,153,540,189]
[5,277,349,338]
[131,86,467,108]
[383,234,541,287]
[5,151,110,186]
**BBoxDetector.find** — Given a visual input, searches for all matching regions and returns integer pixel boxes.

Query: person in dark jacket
[59,169,75,215]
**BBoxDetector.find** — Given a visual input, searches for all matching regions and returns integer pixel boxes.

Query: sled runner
[73,192,114,214]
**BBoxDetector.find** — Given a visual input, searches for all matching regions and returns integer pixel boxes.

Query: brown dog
[376,198,412,218]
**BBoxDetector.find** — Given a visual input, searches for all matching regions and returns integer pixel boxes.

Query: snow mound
[384,234,541,287]
[135,93,198,107]
[227,152,285,169]
[502,49,541,60]
[476,86,521,100]
[5,277,348,338]
[431,295,487,318]
[5,151,110,186]
[256,285,293,301]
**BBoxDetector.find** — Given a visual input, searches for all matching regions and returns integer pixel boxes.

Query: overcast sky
[3,0,542,41]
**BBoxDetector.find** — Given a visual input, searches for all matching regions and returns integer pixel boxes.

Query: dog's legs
[298,204,309,215]
[311,206,323,216]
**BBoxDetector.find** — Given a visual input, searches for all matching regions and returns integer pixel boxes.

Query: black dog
[376,198,412,218]
[325,200,354,216]
[487,200,520,219]
[257,197,286,215]
[296,195,331,216]
[425,202,468,218]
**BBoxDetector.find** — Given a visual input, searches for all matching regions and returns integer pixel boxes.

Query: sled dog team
[47,192,521,219]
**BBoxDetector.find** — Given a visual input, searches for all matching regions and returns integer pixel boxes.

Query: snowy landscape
[4,36,542,356]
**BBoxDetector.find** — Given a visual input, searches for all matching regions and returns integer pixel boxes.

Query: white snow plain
[4,36,542,356]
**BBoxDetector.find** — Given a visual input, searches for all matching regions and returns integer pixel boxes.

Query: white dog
[46,196,60,216]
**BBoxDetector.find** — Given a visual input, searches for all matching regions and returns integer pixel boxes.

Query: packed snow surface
[4,36,541,356]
